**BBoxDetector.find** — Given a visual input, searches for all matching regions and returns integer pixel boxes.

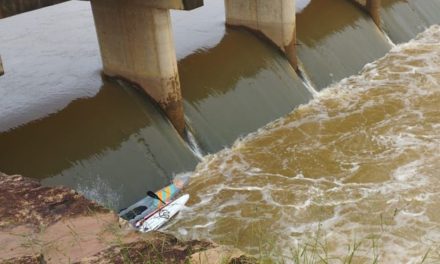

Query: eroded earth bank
[0,172,255,264]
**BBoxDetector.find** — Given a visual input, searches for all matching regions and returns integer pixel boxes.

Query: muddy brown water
[0,1,440,261]
[171,26,440,262]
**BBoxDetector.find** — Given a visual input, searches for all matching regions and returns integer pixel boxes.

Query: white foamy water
[170,25,440,263]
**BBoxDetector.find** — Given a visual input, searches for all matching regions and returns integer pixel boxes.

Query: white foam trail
[184,127,205,160]
[77,174,121,209]
[381,29,397,48]
[172,25,440,263]
[298,63,320,97]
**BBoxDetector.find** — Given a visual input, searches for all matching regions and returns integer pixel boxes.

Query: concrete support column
[224,0,297,70]
[0,55,4,76]
[90,0,184,134]
[366,0,381,27]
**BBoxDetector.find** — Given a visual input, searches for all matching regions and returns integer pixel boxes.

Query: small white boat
[118,176,189,226]
[137,194,190,233]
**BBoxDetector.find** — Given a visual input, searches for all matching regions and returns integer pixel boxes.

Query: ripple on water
[168,26,440,263]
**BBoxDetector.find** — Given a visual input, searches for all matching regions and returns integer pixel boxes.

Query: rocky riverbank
[0,172,255,264]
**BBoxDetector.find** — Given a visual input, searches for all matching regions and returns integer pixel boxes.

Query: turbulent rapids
[171,26,440,263]
[1,1,440,262]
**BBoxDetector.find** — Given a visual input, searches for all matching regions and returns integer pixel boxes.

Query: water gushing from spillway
[170,26,440,262]
[381,0,440,44]
[0,3,439,259]
[179,29,312,152]
[296,0,392,90]
[0,0,314,208]
[0,79,200,209]
[0,2,199,209]
[173,0,313,153]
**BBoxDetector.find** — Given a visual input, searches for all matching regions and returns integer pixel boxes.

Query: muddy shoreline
[0,172,254,264]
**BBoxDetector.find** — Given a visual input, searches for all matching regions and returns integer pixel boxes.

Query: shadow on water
[381,0,440,44]
[0,80,199,209]
[296,0,391,90]
[179,29,313,153]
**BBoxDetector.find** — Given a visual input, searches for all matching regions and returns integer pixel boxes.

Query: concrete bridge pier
[90,0,202,135]
[224,0,297,70]
[366,0,381,27]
